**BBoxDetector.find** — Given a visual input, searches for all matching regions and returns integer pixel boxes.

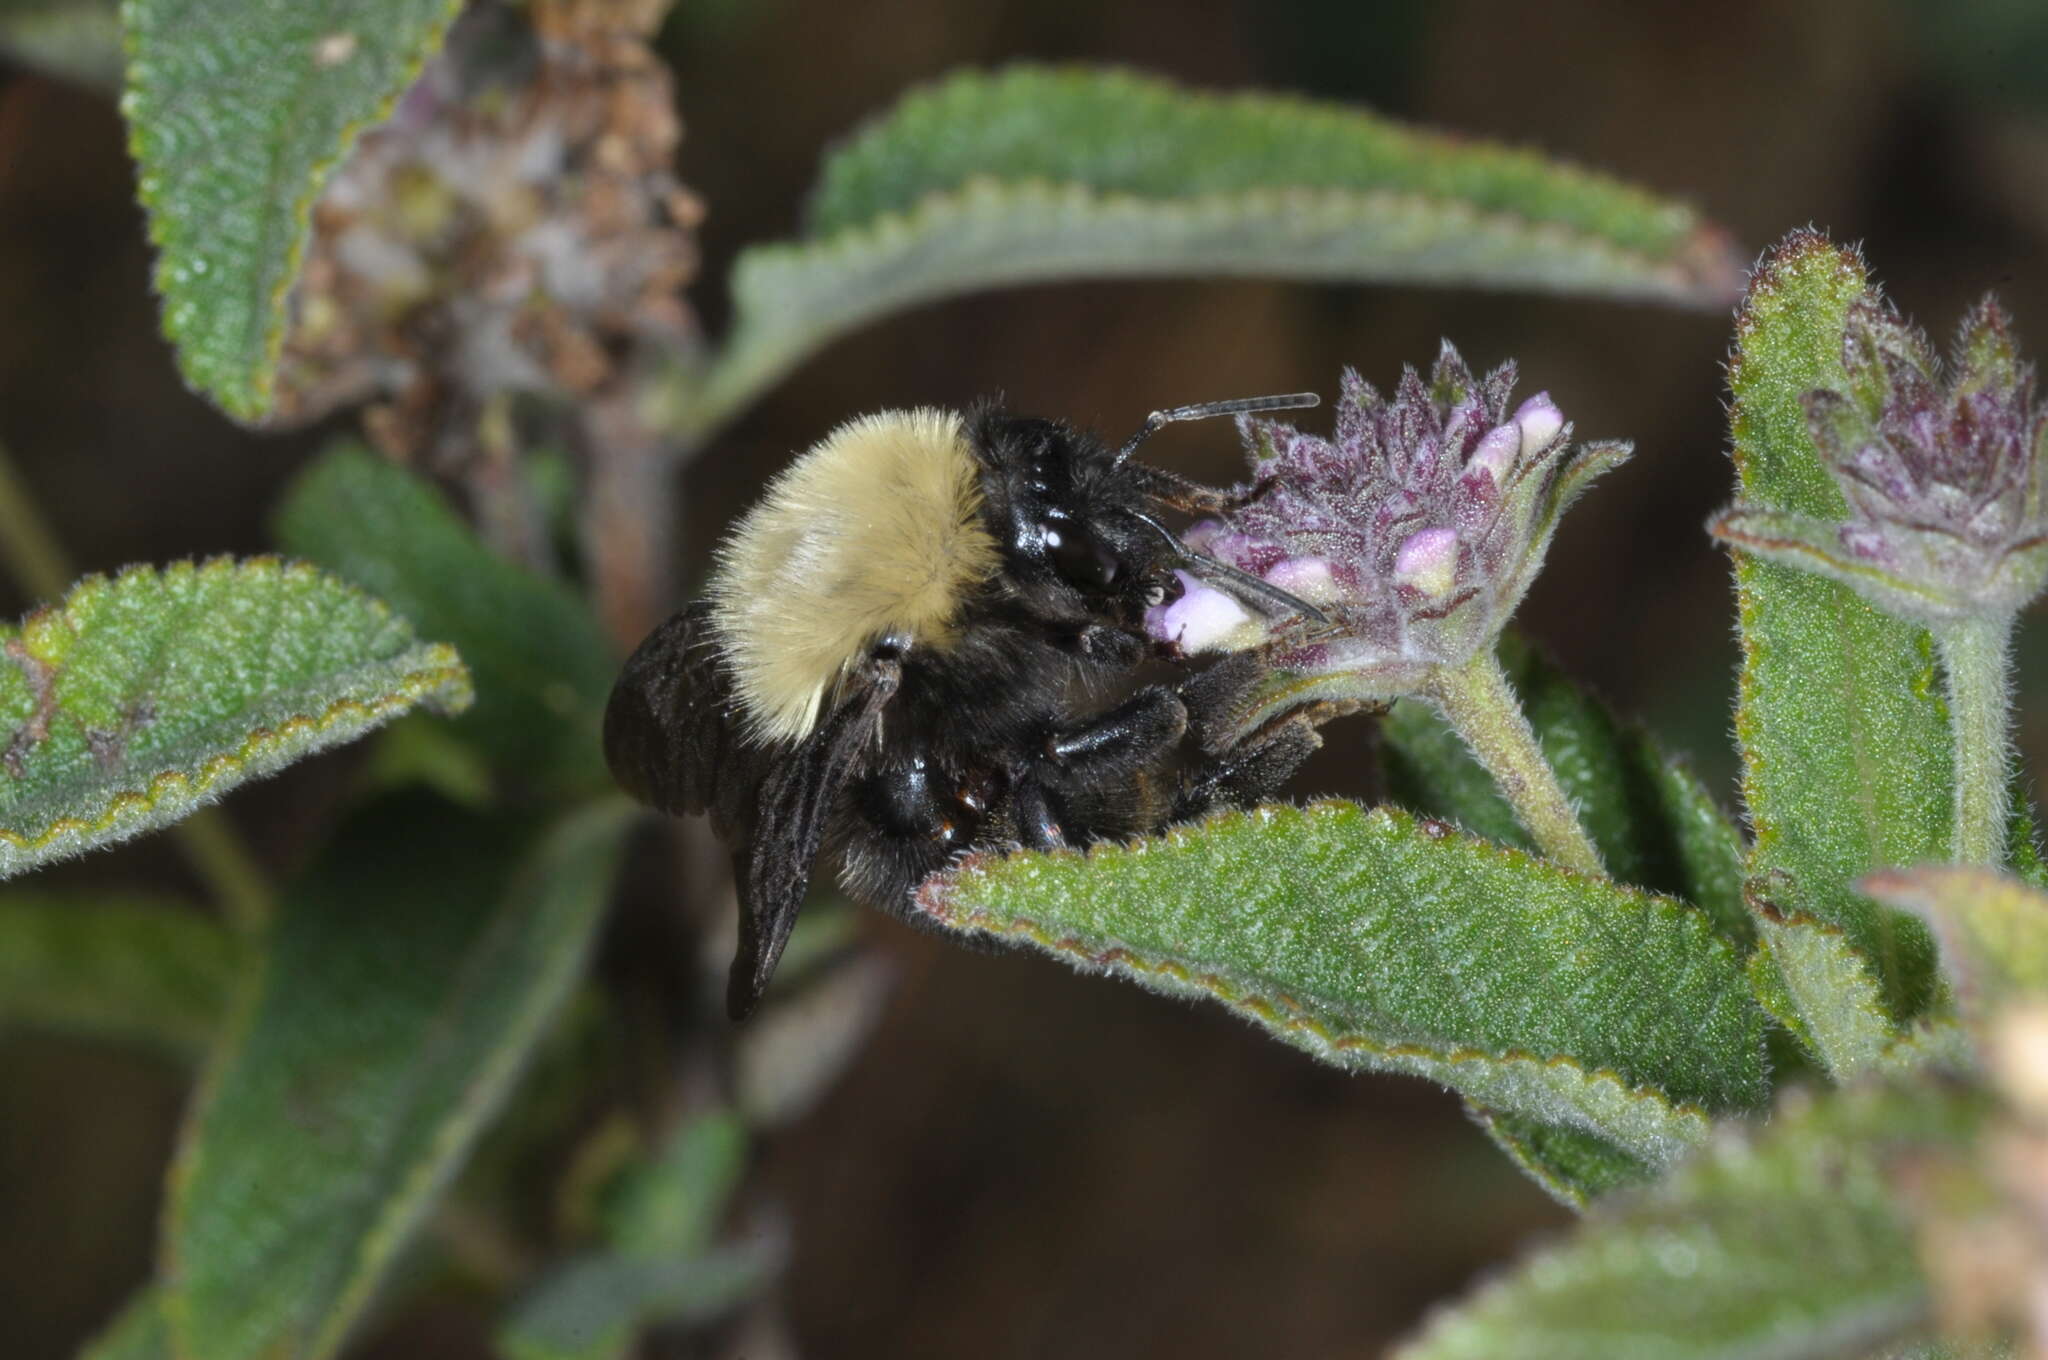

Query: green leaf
[79,1288,171,1360]
[1748,906,1898,1079]
[1862,866,2048,1028]
[0,894,238,1058]
[498,1241,780,1360]
[119,0,461,419]
[1396,1080,1988,1360]
[0,0,122,88]
[1727,230,1950,1025]
[685,65,1744,439]
[272,444,615,792]
[598,1108,748,1259]
[498,1105,765,1360]
[921,801,1766,1171]
[0,558,469,876]
[1469,1106,1654,1209]
[1383,635,1748,943]
[161,795,633,1360]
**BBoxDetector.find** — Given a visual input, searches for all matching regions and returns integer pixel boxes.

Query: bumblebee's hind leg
[837,760,994,915]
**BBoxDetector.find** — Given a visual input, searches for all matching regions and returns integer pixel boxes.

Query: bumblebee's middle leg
[1009,686,1190,849]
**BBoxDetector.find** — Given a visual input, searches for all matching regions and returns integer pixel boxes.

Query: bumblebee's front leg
[1127,462,1272,516]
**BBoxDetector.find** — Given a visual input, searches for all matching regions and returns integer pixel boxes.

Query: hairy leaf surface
[0,559,468,875]
[921,802,1766,1171]
[120,0,460,418]
[1397,1081,1987,1360]
[1748,907,1899,1079]
[161,796,632,1360]
[1863,865,2048,1027]
[0,894,236,1058]
[1469,1107,1654,1209]
[1727,231,1949,1024]
[1383,636,1747,942]
[690,66,1744,438]
[273,445,615,791]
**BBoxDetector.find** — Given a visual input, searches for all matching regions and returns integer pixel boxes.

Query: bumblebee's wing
[728,657,900,1019]
[604,602,760,842]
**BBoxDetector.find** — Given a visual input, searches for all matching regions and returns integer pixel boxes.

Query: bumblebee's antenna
[1114,391,1320,466]
[1124,509,1332,625]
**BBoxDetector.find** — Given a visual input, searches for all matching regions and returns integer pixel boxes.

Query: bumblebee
[604,394,1338,1018]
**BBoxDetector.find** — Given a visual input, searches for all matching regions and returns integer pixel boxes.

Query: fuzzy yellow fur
[708,409,999,742]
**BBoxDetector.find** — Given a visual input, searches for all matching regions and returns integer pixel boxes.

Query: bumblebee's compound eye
[1042,521,1122,591]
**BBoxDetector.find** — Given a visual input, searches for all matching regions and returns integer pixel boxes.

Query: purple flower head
[1713,295,2048,625]
[1147,344,1630,695]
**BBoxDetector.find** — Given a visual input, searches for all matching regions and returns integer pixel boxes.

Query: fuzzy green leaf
[119,0,461,419]
[272,444,615,792]
[1469,1106,1654,1209]
[1383,636,1748,942]
[0,558,469,875]
[0,0,121,88]
[1727,230,1949,1026]
[160,795,633,1360]
[921,801,1766,1171]
[1748,905,1898,1079]
[1863,866,2048,1027]
[1396,1080,1988,1360]
[0,894,237,1058]
[498,1241,780,1360]
[686,65,1743,438]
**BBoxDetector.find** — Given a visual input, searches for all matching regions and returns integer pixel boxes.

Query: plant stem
[581,380,678,650]
[171,803,275,934]
[1425,646,1605,876]
[1933,613,2013,866]
[0,436,74,602]
[0,436,274,930]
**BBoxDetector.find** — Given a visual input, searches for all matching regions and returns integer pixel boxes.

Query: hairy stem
[1934,614,2013,866]
[1426,647,1604,876]
[0,437,273,930]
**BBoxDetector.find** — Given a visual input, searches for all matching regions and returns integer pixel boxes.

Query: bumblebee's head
[963,391,1325,631]
[963,405,1181,629]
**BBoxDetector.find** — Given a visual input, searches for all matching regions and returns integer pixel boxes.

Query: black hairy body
[605,398,1339,1019]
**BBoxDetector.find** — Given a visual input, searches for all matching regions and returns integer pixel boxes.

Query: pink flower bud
[1393,527,1459,599]
[1513,393,1564,454]
[1146,571,1254,654]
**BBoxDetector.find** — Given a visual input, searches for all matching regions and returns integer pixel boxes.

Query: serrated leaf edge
[307,801,633,1359]
[691,177,1741,438]
[921,801,1747,1164]
[815,65,1726,264]
[118,0,464,420]
[158,800,633,1360]
[0,555,474,873]
[1747,898,1909,1079]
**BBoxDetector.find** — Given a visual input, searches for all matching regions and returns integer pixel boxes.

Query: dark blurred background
[6,0,2048,1355]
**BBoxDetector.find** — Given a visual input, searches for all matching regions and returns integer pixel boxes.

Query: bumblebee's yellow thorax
[707,409,1001,742]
